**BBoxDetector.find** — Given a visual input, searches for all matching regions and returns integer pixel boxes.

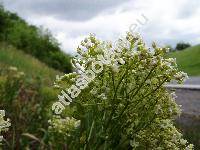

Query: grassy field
[0,43,62,85]
[167,45,200,76]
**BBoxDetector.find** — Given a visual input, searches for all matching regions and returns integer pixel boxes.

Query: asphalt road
[167,77,200,116]
[167,77,200,127]
[174,89,200,116]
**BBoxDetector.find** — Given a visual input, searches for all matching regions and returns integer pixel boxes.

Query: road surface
[167,77,200,127]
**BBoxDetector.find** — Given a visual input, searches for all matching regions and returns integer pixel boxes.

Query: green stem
[84,120,95,150]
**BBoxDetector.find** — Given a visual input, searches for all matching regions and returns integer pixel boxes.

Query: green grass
[167,45,200,76]
[0,43,62,85]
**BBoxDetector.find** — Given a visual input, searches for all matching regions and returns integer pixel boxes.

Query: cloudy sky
[1,0,200,54]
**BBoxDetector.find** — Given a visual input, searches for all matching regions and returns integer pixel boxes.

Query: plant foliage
[49,32,193,149]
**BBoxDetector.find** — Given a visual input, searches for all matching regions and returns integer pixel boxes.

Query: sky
[1,0,200,54]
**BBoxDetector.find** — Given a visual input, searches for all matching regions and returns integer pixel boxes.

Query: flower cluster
[0,110,11,142]
[50,31,193,149]
[133,119,193,149]
[52,34,126,114]
[49,116,80,136]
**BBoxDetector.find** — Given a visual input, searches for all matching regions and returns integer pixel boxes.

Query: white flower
[54,85,60,88]
[90,88,97,95]
[9,66,18,71]
[174,71,188,83]
[98,93,107,100]
[0,110,11,142]
[118,58,125,64]
[186,144,194,150]
[132,69,137,73]
[180,139,187,145]
[0,110,5,117]
[151,58,157,66]
[74,120,81,128]
[111,64,119,73]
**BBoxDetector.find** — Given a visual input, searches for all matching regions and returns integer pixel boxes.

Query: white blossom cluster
[50,32,193,149]
[52,34,126,114]
[48,116,80,137]
[134,119,194,150]
[0,110,11,142]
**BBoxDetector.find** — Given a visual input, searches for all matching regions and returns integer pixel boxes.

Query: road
[167,77,200,127]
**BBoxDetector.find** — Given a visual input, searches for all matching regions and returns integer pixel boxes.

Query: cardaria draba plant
[0,110,10,143]
[49,32,193,149]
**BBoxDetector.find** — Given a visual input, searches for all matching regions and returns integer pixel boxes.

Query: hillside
[0,5,72,73]
[167,45,200,76]
[0,43,62,85]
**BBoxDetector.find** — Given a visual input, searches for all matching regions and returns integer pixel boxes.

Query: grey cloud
[140,22,199,48]
[2,0,130,21]
[177,0,200,19]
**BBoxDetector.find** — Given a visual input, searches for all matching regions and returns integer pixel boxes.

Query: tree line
[166,42,191,52]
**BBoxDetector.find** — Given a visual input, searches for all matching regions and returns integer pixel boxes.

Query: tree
[175,42,191,51]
